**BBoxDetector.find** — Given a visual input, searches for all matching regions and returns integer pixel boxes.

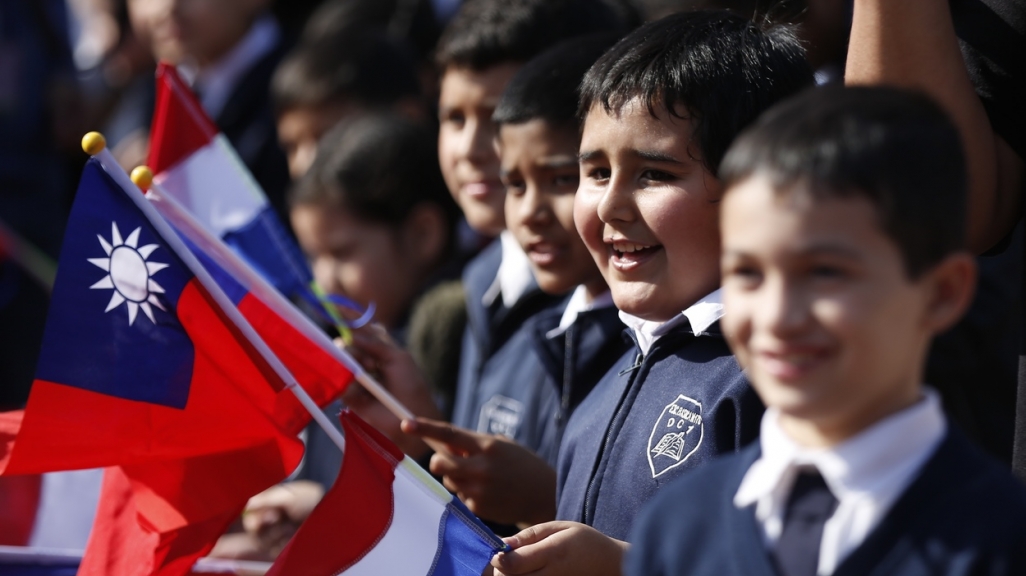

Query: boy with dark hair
[403,35,628,528]
[627,85,1026,576]
[489,11,812,576]
[433,0,637,487]
[272,30,425,179]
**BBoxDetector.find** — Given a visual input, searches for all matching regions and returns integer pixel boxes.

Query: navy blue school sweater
[626,427,1026,576]
[450,240,565,455]
[526,304,631,465]
[556,320,762,541]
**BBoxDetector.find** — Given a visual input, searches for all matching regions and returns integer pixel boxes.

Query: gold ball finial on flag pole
[81,132,108,156]
[131,166,154,191]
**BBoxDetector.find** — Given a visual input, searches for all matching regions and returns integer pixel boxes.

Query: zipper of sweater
[584,350,645,524]
[618,352,643,376]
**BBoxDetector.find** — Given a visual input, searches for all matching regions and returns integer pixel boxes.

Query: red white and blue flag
[267,412,506,576]
[148,62,311,302]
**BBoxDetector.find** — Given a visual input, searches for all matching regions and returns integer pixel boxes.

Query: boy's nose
[595,176,634,223]
[759,278,812,337]
[460,118,495,164]
[518,187,552,228]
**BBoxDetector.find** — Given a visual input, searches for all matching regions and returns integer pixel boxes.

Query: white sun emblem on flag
[88,222,169,325]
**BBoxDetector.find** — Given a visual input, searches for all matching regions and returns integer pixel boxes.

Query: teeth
[613,242,650,253]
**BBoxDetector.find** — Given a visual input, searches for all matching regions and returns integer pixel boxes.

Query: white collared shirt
[618,288,724,356]
[482,231,535,309]
[545,285,615,339]
[733,389,947,575]
[185,15,280,121]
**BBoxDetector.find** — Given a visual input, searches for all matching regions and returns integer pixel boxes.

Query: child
[489,11,813,576]
[121,0,290,218]
[272,30,425,179]
[289,113,459,341]
[626,86,1026,576]
[433,0,636,471]
[403,35,630,528]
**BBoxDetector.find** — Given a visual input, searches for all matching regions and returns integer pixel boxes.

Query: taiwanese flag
[147,189,355,435]
[148,62,311,301]
[267,412,506,576]
[0,158,304,476]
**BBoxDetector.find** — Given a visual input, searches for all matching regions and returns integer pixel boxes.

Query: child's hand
[490,522,628,576]
[335,325,443,458]
[401,417,556,526]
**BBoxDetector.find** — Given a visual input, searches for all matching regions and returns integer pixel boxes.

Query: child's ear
[401,204,448,269]
[922,252,977,334]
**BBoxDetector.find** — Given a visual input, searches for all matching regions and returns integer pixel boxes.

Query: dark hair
[720,85,968,278]
[579,10,813,173]
[300,0,442,64]
[493,34,620,128]
[289,114,458,243]
[272,31,420,112]
[435,0,639,71]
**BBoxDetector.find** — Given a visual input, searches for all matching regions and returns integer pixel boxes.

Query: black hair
[272,30,420,112]
[579,10,813,173]
[289,114,459,246]
[300,0,442,64]
[720,85,968,278]
[435,0,639,71]
[493,34,620,129]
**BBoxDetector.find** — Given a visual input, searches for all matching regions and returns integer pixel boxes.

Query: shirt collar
[482,231,535,309]
[185,15,279,120]
[545,285,615,339]
[734,388,946,571]
[618,288,725,356]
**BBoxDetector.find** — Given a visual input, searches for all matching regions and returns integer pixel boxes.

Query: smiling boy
[626,86,1026,576]
[490,11,813,576]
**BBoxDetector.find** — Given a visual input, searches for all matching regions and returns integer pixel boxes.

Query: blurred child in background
[271,30,426,180]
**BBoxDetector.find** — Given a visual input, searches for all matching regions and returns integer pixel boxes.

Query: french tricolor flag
[147,63,311,301]
[267,412,506,576]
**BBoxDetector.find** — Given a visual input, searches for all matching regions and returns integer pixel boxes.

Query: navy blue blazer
[527,303,631,465]
[556,321,761,540]
[626,427,1026,576]
[450,240,565,456]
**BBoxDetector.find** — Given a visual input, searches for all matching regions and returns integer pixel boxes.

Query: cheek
[574,188,603,252]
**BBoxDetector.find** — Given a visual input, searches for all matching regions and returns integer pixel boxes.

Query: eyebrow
[537,155,579,169]
[577,148,687,165]
[723,243,865,260]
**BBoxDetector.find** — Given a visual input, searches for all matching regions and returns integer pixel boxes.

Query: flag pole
[129,164,416,424]
[81,132,348,453]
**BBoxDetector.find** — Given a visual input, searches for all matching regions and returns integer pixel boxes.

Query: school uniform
[451,232,566,452]
[555,290,762,541]
[626,390,1026,576]
[189,15,291,223]
[526,286,631,465]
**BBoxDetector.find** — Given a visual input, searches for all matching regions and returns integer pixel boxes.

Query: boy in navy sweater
[626,86,1026,576]
[403,35,631,528]
[490,11,812,576]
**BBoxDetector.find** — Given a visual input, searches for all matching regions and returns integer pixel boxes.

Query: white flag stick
[82,132,348,453]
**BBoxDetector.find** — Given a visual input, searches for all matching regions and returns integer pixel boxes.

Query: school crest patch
[477,395,524,438]
[647,394,704,478]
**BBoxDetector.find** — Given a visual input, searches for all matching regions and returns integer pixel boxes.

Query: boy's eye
[503,179,526,195]
[725,265,763,285]
[809,264,847,280]
[586,167,611,182]
[553,173,580,189]
[640,169,676,183]
[440,110,465,128]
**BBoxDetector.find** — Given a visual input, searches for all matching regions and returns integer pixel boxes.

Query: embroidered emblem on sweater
[478,395,524,438]
[648,394,704,478]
